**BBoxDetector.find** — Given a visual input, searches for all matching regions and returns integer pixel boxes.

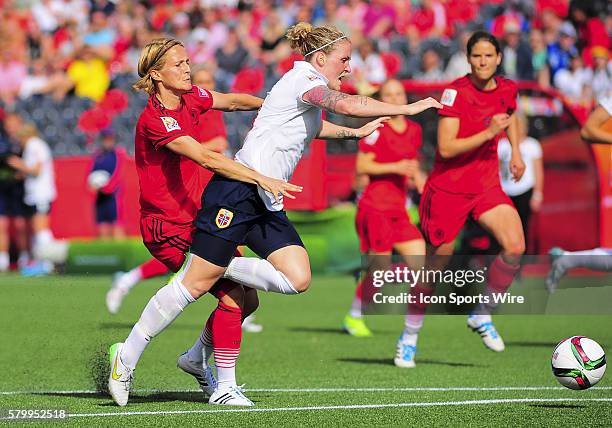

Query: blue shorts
[0,182,28,217]
[96,193,118,224]
[193,174,304,266]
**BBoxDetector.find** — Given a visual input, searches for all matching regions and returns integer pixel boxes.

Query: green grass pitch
[0,273,610,426]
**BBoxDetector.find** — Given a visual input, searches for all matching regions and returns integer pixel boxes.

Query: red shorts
[419,184,513,247]
[355,208,422,253]
[140,216,194,272]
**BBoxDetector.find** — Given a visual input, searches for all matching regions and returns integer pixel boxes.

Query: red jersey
[135,85,214,224]
[197,109,227,143]
[428,75,517,194]
[358,118,422,212]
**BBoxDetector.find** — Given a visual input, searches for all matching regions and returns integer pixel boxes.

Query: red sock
[212,301,242,387]
[139,258,170,279]
[487,255,520,294]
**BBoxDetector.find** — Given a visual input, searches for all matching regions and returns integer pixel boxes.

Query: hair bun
[286,22,313,50]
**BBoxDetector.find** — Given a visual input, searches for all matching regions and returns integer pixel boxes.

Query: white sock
[224,257,298,294]
[121,257,196,369]
[187,326,213,364]
[349,296,362,318]
[18,251,29,266]
[400,331,418,346]
[118,267,143,291]
[34,229,54,247]
[0,251,8,271]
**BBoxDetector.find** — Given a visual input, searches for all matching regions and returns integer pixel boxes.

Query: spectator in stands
[554,51,592,105]
[0,45,27,107]
[408,0,447,42]
[445,29,471,80]
[529,28,551,88]
[66,43,111,101]
[351,38,387,86]
[540,7,564,45]
[336,0,367,36]
[89,127,126,240]
[570,3,610,53]
[363,0,396,39]
[414,48,445,82]
[215,26,249,92]
[590,46,611,102]
[84,11,115,50]
[547,21,579,81]
[260,9,291,65]
[19,59,67,100]
[500,20,534,81]
[315,0,351,37]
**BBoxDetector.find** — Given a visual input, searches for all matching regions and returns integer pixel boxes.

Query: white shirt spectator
[445,52,470,80]
[498,137,542,196]
[553,67,591,101]
[350,51,387,84]
[22,136,57,209]
[235,61,326,211]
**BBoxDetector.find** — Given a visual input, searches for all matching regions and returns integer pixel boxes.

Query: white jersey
[498,137,542,196]
[235,61,327,211]
[22,136,57,207]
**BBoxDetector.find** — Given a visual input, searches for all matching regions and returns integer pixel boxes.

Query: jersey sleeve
[438,84,461,118]
[143,115,190,150]
[296,73,329,105]
[358,129,381,154]
[190,85,214,113]
[505,80,518,114]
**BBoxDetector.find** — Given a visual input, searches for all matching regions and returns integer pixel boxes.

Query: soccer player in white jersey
[108,23,441,407]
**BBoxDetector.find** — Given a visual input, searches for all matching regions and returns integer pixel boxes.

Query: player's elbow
[335,99,355,116]
[438,146,455,159]
[580,125,593,140]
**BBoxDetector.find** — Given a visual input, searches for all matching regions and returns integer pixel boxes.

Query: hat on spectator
[100,127,115,138]
[559,21,577,38]
[591,46,609,59]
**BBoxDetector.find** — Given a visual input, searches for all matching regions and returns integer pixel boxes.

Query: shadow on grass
[529,404,586,409]
[337,357,481,368]
[34,391,207,405]
[99,322,203,330]
[505,341,558,348]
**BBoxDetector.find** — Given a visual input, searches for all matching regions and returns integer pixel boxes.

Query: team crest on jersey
[440,89,457,107]
[196,86,209,98]
[160,116,181,132]
[306,74,318,81]
[215,208,234,229]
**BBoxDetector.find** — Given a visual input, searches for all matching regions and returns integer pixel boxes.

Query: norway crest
[215,208,234,229]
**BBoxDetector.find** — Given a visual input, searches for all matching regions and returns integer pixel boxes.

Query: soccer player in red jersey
[343,79,426,349]
[107,38,301,407]
[403,31,526,366]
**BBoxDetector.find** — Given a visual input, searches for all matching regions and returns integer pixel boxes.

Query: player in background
[109,23,440,407]
[105,65,263,331]
[402,31,526,367]
[108,38,300,407]
[547,93,612,290]
[89,127,126,240]
[342,79,427,346]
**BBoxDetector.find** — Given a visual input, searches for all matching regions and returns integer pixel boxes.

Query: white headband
[304,36,348,57]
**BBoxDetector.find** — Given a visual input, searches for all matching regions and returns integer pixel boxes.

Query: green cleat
[342,314,373,337]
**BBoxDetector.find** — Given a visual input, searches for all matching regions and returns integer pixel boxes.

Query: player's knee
[221,285,245,309]
[183,279,213,299]
[288,268,311,293]
[243,289,259,317]
[504,238,525,257]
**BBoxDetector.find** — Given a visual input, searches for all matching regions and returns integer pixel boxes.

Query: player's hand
[357,117,390,138]
[404,97,443,115]
[258,176,303,204]
[530,191,543,211]
[509,152,526,181]
[393,159,418,176]
[6,155,24,171]
[488,114,511,137]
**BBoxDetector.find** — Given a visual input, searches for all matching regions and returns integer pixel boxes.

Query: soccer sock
[474,255,520,314]
[224,257,298,294]
[212,301,242,388]
[187,315,214,364]
[140,258,170,280]
[557,248,612,272]
[349,281,363,318]
[0,251,8,271]
[404,284,434,335]
[121,257,196,370]
[34,229,54,247]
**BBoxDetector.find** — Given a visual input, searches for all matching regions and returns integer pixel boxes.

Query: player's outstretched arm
[302,85,442,117]
[581,106,612,144]
[317,118,389,139]
[166,136,302,202]
[209,90,264,112]
[438,114,510,159]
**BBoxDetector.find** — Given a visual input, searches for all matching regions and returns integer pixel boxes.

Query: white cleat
[177,352,217,396]
[467,315,505,352]
[108,343,133,406]
[106,272,129,314]
[242,314,263,333]
[209,385,254,406]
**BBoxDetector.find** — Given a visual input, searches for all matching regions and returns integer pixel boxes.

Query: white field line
[57,398,612,418]
[2,386,612,396]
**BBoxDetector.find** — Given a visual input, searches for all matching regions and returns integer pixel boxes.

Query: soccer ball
[88,170,110,189]
[551,336,606,390]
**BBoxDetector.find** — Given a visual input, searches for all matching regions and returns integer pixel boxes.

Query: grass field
[0,273,611,426]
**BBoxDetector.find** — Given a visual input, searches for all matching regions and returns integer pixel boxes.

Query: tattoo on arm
[335,129,357,139]
[303,86,367,113]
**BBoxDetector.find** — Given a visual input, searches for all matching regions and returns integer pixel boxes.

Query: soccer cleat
[394,332,417,368]
[546,247,566,293]
[467,315,505,352]
[342,314,372,337]
[177,352,217,396]
[242,314,263,333]
[209,385,254,406]
[108,343,133,406]
[106,272,129,314]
